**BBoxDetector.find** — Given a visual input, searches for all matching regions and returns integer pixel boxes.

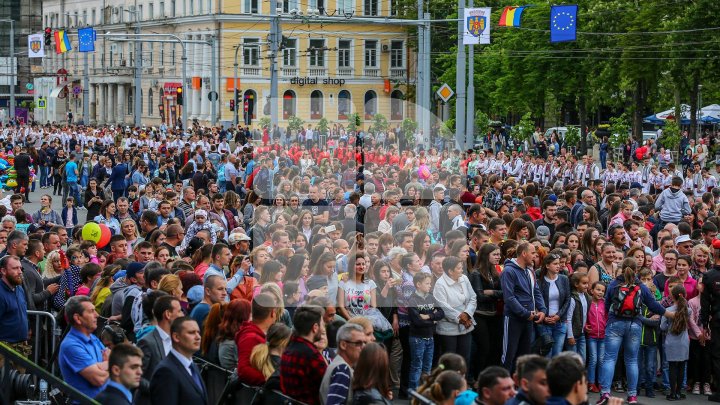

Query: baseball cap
[187,285,205,306]
[536,226,551,238]
[675,235,692,245]
[126,262,145,279]
[631,211,644,220]
[228,233,251,244]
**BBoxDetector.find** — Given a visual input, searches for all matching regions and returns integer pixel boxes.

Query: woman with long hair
[255,260,286,296]
[42,249,65,280]
[216,299,251,370]
[192,244,213,279]
[93,199,121,235]
[597,257,675,404]
[249,323,292,388]
[538,251,571,358]
[413,231,431,268]
[580,227,601,267]
[83,178,105,221]
[248,246,271,278]
[283,253,309,302]
[229,255,257,302]
[295,209,315,243]
[507,218,530,241]
[157,274,183,299]
[583,206,601,229]
[468,243,503,375]
[352,342,393,405]
[120,218,140,255]
[89,264,120,311]
[201,302,227,357]
[691,244,710,280]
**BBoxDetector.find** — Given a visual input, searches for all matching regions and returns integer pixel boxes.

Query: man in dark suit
[150,317,207,405]
[13,146,31,202]
[138,296,183,378]
[94,343,143,405]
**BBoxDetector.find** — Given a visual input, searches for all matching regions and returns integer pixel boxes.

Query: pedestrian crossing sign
[37,98,46,109]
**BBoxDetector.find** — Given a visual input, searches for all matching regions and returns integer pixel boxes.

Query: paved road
[18,183,88,221]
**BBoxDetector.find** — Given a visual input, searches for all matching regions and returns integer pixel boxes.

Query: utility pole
[83,52,89,124]
[455,0,466,150]
[416,0,424,147]
[269,0,280,127]
[233,45,240,126]
[423,12,431,146]
[8,20,14,121]
[465,0,474,149]
[210,35,217,125]
[132,10,142,127]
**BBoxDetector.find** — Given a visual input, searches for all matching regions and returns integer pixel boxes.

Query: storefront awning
[164,82,182,91]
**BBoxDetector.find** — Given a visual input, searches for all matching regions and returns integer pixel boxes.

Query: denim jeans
[599,320,642,396]
[566,334,587,364]
[587,337,605,385]
[39,165,49,187]
[638,345,658,390]
[408,336,434,391]
[67,181,82,206]
[540,322,567,358]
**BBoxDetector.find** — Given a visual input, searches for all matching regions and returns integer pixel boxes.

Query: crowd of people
[1,121,720,405]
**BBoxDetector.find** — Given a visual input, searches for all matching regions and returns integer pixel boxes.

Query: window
[309,39,325,67]
[148,43,154,66]
[159,1,164,16]
[243,38,259,66]
[127,89,133,115]
[138,5,143,19]
[171,0,176,16]
[149,3,154,18]
[364,40,378,67]
[308,0,325,12]
[91,9,96,24]
[160,46,165,65]
[283,90,296,120]
[282,0,298,13]
[390,40,404,68]
[82,10,87,25]
[310,90,323,119]
[364,90,377,118]
[189,0,194,14]
[244,0,258,13]
[338,90,351,119]
[148,89,154,115]
[282,38,296,66]
[338,40,351,68]
[337,0,353,13]
[391,90,403,120]
[364,0,378,16]
[390,0,400,15]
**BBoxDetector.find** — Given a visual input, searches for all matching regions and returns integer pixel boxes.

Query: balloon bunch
[0,151,37,190]
[81,222,112,248]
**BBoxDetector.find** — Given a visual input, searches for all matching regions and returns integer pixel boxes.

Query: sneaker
[613,382,626,393]
[693,383,701,395]
[667,394,678,401]
[705,383,714,396]
[595,393,610,405]
[589,384,600,393]
[627,395,638,404]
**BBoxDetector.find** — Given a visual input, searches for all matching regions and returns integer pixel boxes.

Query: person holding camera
[500,242,547,372]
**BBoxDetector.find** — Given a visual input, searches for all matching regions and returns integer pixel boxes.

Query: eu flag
[550,5,577,43]
[78,27,96,52]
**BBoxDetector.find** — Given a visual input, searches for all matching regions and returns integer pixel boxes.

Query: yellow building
[219,2,412,128]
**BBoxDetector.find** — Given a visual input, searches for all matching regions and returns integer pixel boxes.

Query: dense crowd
[1,122,720,405]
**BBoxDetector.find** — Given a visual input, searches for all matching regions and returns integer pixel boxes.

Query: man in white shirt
[137,295,183,388]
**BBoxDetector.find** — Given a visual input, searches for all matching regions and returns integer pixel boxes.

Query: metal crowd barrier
[26,311,58,375]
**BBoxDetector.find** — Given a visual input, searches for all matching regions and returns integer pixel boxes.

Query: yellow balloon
[82,223,102,243]
[6,179,17,187]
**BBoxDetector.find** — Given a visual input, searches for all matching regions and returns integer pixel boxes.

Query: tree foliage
[287,116,304,133]
[410,0,720,136]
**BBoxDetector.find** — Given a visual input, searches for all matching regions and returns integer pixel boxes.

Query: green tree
[474,110,490,141]
[258,117,271,129]
[659,119,681,152]
[287,116,304,133]
[564,126,581,147]
[347,112,362,133]
[401,118,418,144]
[511,113,534,145]
[369,113,389,134]
[317,117,329,136]
[609,114,631,148]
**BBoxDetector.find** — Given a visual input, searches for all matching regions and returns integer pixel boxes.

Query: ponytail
[670,284,689,335]
[620,257,637,284]
[249,343,274,379]
[421,371,465,404]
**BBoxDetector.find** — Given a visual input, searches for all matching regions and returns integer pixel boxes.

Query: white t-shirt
[340,279,377,314]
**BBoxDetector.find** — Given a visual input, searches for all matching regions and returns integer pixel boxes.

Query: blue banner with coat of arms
[464,8,491,45]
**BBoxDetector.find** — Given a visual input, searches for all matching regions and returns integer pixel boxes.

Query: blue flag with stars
[550,4,577,43]
[78,27,96,52]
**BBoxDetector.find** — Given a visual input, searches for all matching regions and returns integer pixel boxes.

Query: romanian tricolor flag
[54,30,72,54]
[498,6,526,27]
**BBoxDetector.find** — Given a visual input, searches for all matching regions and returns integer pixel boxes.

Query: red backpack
[609,283,642,318]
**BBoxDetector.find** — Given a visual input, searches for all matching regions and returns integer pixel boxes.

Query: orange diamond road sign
[437,83,454,102]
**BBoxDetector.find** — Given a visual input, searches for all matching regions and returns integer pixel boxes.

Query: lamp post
[0,19,15,121]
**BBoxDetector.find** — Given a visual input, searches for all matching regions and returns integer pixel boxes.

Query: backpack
[609,283,642,318]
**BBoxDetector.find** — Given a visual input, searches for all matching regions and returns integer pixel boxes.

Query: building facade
[37,0,412,128]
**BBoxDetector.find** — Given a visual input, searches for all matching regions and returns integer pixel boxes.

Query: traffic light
[44,28,52,46]
[176,86,183,106]
[229,99,235,111]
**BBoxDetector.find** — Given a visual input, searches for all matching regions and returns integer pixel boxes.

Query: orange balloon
[97,224,112,248]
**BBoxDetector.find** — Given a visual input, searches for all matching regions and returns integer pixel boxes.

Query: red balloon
[97,224,112,248]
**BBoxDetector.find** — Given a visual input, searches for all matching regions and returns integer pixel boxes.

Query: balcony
[243,67,261,76]
[337,67,353,77]
[309,68,328,77]
[390,68,406,80]
[281,67,298,77]
[364,68,380,78]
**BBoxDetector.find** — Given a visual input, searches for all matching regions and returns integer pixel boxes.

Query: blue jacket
[109,163,128,191]
[505,390,540,405]
[501,259,547,320]
[605,275,666,325]
[61,206,79,228]
[538,273,571,319]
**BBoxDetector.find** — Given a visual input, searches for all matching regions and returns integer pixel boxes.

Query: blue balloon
[0,159,9,166]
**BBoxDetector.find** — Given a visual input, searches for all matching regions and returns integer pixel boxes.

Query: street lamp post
[0,19,15,121]
[233,45,240,127]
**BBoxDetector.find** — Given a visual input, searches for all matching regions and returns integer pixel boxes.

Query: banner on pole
[464,7,491,45]
[28,33,45,58]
